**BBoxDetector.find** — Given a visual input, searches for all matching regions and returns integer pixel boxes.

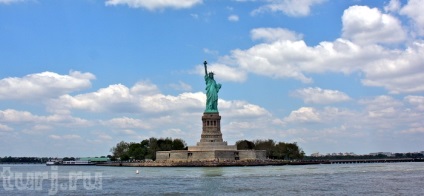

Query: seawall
[96,158,424,167]
[96,160,324,167]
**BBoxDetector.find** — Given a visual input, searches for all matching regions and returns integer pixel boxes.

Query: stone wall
[238,150,266,160]
[255,150,267,160]
[156,151,171,161]
[190,151,216,161]
[238,150,257,160]
[215,151,238,161]
[170,150,189,160]
[188,143,237,151]
[156,150,266,162]
[97,160,292,167]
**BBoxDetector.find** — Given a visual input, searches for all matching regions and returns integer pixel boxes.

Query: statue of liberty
[203,61,221,113]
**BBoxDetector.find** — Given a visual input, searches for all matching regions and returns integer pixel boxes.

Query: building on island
[156,61,265,162]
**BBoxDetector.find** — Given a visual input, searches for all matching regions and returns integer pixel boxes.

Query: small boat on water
[46,160,61,165]
[46,159,96,166]
[61,160,96,166]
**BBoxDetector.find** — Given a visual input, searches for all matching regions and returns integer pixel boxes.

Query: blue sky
[1,0,423,157]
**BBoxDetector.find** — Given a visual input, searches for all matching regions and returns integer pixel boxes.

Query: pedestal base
[187,142,237,151]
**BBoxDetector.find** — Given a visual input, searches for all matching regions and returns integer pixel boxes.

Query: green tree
[147,137,158,160]
[236,140,255,150]
[274,142,287,159]
[107,155,116,161]
[157,138,173,151]
[110,141,129,159]
[172,138,187,150]
[120,154,130,161]
[254,139,276,158]
[128,142,146,160]
[285,143,304,160]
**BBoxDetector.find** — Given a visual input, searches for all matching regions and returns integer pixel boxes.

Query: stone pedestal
[156,112,265,162]
[188,112,237,151]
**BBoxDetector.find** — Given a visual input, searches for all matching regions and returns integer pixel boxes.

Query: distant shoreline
[96,158,424,167]
[97,160,294,167]
[1,158,422,166]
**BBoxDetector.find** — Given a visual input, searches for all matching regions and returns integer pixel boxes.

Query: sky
[0,0,423,157]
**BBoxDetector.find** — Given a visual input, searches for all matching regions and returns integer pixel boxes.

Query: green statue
[203,61,221,113]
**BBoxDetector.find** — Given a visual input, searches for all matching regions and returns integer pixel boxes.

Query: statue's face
[209,73,214,78]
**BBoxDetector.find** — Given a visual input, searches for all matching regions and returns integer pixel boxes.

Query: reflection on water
[198,167,225,194]
[201,167,224,177]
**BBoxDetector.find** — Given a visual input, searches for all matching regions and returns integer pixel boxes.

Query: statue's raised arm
[203,61,208,76]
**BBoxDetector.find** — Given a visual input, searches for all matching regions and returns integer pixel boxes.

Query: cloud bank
[105,0,202,10]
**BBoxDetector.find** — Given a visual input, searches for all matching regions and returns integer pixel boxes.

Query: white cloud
[252,0,326,17]
[141,92,205,113]
[228,14,239,22]
[0,109,90,127]
[161,128,188,139]
[361,41,424,94]
[22,125,52,135]
[342,5,406,45]
[195,63,247,82]
[130,81,160,95]
[0,109,42,123]
[284,107,321,123]
[105,0,202,10]
[359,95,403,119]
[225,36,424,92]
[404,95,424,111]
[0,0,26,4]
[226,37,362,82]
[51,84,136,113]
[283,106,354,125]
[169,81,192,91]
[49,81,205,114]
[400,127,424,134]
[278,95,424,153]
[117,129,137,135]
[291,87,350,104]
[400,0,424,36]
[97,133,113,140]
[218,3,424,93]
[355,95,424,133]
[0,71,95,101]
[0,124,13,132]
[102,117,150,129]
[384,0,401,12]
[49,134,81,140]
[230,38,324,83]
[203,48,219,56]
[251,28,303,43]
[220,100,271,118]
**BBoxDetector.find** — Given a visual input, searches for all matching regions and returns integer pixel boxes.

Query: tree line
[110,137,187,161]
[236,139,305,160]
[0,157,49,163]
[110,138,305,161]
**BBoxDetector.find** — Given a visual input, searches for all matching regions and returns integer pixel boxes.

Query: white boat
[62,160,96,165]
[46,160,61,166]
[46,159,96,166]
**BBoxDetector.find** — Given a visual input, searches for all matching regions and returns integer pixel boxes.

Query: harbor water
[1,162,423,195]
